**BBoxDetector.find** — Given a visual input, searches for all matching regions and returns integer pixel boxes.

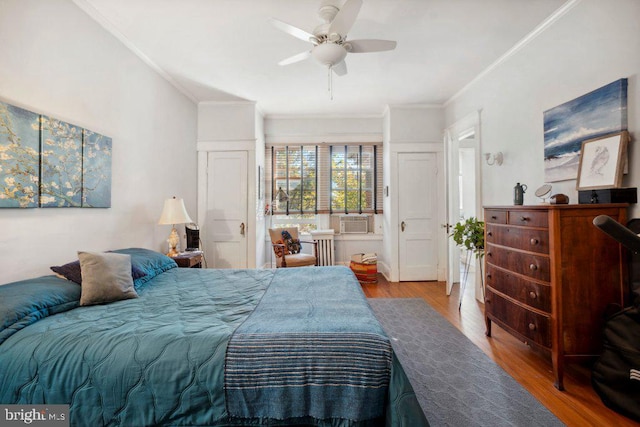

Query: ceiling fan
[269,0,397,78]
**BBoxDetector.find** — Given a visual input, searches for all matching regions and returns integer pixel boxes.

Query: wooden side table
[172,252,203,268]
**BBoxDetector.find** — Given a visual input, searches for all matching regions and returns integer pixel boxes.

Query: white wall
[264,115,382,144]
[445,0,640,217]
[198,102,257,142]
[0,0,197,284]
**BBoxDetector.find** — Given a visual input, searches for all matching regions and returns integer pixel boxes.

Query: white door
[398,152,438,281]
[205,151,248,268]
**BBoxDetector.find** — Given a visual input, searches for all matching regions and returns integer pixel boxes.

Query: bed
[0,248,427,426]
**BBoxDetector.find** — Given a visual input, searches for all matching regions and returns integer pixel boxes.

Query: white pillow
[78,251,138,306]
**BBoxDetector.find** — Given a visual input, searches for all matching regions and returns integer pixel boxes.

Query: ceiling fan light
[328,33,341,42]
[312,43,347,67]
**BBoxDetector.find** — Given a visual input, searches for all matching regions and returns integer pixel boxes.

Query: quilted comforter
[0,265,427,426]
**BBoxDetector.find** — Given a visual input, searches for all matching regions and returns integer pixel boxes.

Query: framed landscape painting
[0,101,40,208]
[543,79,628,182]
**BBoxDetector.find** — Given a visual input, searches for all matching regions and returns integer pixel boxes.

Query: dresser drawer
[485,209,507,224]
[485,265,551,312]
[485,289,551,348]
[486,244,550,282]
[486,224,549,254]
[507,210,548,228]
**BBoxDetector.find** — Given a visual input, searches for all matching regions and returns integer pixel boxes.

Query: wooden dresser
[484,204,628,390]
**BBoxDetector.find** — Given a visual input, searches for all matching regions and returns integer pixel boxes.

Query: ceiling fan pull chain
[328,66,333,100]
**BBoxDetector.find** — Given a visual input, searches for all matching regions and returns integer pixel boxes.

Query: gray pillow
[78,251,138,306]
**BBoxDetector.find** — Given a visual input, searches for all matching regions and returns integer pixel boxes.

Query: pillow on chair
[273,239,289,258]
[281,230,301,254]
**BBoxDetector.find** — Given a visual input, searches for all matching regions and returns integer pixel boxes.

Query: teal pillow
[0,275,81,345]
[111,248,177,287]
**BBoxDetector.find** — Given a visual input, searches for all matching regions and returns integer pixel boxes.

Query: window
[266,144,383,216]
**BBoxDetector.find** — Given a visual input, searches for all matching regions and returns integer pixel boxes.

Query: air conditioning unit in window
[340,215,368,234]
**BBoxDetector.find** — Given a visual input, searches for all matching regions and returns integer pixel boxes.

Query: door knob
[401,221,406,232]
[441,223,452,232]
[240,222,245,236]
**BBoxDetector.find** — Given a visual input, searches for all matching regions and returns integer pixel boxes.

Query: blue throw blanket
[225,266,392,421]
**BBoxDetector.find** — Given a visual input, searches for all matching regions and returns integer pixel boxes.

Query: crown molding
[72,0,199,105]
[386,103,443,110]
[198,100,256,107]
[264,113,384,120]
[445,0,582,106]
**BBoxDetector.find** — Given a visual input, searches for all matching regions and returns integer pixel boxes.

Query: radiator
[310,230,335,266]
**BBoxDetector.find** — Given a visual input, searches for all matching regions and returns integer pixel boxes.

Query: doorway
[445,112,483,301]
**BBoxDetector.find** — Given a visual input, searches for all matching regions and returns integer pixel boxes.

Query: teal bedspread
[0,267,427,427]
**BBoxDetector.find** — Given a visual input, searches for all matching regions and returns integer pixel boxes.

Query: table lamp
[158,196,193,257]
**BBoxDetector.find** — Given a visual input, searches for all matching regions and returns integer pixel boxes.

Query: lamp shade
[158,197,193,225]
[276,187,289,203]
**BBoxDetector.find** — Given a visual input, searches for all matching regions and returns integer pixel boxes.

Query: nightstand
[172,252,203,268]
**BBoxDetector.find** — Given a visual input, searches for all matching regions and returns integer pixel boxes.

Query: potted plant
[450,217,485,308]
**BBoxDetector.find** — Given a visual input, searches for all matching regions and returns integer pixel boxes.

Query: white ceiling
[76,0,567,116]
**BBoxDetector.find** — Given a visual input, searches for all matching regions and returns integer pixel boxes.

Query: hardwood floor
[362,275,638,427]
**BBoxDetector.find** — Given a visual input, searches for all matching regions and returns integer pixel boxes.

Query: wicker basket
[350,260,378,284]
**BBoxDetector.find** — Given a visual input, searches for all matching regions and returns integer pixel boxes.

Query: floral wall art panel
[543,78,628,182]
[40,116,83,207]
[82,130,112,207]
[0,101,40,208]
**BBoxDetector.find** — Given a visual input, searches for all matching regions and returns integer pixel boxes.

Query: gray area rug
[368,298,565,427]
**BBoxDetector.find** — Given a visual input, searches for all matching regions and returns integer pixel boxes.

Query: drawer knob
[528,323,536,331]
[529,291,537,299]
[487,274,492,279]
[530,238,539,245]
[520,216,530,222]
[487,252,492,257]
[491,215,497,220]
[487,231,493,237]
[529,264,538,271]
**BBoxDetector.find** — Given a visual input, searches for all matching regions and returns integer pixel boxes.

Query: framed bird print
[576,131,628,190]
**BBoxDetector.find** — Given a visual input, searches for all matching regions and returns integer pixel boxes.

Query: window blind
[266,143,383,214]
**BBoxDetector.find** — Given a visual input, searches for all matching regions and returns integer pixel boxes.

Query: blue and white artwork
[544,79,628,182]
[0,100,113,209]
[0,102,40,208]
[82,130,112,207]
[40,116,83,207]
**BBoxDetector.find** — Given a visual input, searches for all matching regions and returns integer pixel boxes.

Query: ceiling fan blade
[332,60,348,76]
[269,18,315,43]
[328,0,363,37]
[278,50,311,66]
[347,39,397,53]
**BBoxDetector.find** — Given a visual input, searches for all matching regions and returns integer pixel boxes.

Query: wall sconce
[484,152,503,166]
